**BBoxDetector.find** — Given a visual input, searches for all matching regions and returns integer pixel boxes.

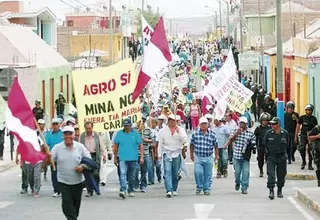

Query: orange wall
[0,1,23,13]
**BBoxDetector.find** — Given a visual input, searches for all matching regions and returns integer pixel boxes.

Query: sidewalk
[0,135,16,172]
[297,187,320,217]
[286,155,316,180]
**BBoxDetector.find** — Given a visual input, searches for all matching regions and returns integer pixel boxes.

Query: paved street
[0,160,319,220]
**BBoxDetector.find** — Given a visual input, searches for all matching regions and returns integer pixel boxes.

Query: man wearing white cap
[37,119,49,137]
[224,117,256,194]
[52,126,91,220]
[190,117,218,195]
[158,114,188,198]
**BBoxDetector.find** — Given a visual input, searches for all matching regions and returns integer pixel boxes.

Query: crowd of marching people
[1,37,317,220]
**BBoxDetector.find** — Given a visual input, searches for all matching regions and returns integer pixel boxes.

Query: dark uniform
[284,111,299,163]
[261,100,274,116]
[298,114,318,169]
[251,88,258,122]
[265,119,289,199]
[254,124,271,176]
[308,125,320,186]
[257,92,265,118]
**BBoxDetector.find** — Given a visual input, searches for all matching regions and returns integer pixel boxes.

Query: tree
[136,7,161,37]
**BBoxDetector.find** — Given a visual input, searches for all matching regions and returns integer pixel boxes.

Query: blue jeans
[147,155,162,184]
[135,155,148,190]
[119,161,136,193]
[194,155,214,192]
[233,159,250,190]
[218,148,228,174]
[163,153,181,193]
[51,164,60,193]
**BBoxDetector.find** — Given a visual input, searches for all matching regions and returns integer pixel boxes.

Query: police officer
[296,104,318,170]
[284,101,299,164]
[308,125,320,187]
[265,117,289,200]
[261,95,275,117]
[254,112,271,177]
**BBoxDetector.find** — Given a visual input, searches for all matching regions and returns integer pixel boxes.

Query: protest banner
[173,75,189,89]
[72,59,141,132]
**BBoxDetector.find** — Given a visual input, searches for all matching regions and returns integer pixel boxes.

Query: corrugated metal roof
[0,25,69,69]
[265,2,317,14]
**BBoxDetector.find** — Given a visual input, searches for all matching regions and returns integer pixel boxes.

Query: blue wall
[308,63,320,121]
[263,55,271,92]
[42,23,52,46]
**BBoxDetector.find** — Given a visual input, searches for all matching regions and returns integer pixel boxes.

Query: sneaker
[140,188,146,193]
[31,190,35,195]
[235,184,240,191]
[20,189,27,194]
[33,194,39,198]
[52,192,59,197]
[101,182,106,186]
[173,191,178,196]
[196,190,201,195]
[128,192,134,197]
[119,191,126,199]
[204,191,210,196]
[166,192,172,198]
[241,189,248,194]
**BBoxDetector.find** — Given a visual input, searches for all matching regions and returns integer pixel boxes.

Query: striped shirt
[139,127,152,155]
[231,129,256,160]
[191,128,218,157]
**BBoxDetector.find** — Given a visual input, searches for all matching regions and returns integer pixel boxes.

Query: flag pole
[33,118,56,171]
[146,86,155,165]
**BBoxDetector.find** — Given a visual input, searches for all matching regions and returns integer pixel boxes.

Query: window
[50,79,54,119]
[42,80,45,111]
[66,75,69,102]
[67,20,74,27]
[60,76,63,92]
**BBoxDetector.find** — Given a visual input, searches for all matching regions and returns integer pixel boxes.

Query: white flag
[0,95,6,130]
[68,102,77,115]
[141,15,154,52]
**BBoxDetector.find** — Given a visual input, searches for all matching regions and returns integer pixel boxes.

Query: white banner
[173,75,189,89]
[141,15,154,52]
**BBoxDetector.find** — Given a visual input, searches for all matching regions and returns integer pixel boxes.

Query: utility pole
[258,0,264,85]
[142,0,145,13]
[109,0,113,65]
[239,0,244,52]
[227,2,230,47]
[219,1,222,39]
[276,0,284,127]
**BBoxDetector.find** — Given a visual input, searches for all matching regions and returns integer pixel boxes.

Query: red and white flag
[6,77,45,164]
[132,17,172,101]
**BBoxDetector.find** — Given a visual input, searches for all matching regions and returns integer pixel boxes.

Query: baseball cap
[239,117,248,124]
[37,119,45,124]
[62,126,75,133]
[52,118,61,124]
[199,117,208,124]
[123,118,132,126]
[168,114,177,120]
[67,117,76,125]
[269,117,280,124]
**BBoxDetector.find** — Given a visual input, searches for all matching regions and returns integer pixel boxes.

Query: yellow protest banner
[72,59,141,132]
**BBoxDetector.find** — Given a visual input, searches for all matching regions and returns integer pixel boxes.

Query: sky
[20,0,222,20]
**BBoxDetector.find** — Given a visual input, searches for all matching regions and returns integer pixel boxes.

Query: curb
[286,173,316,180]
[297,189,320,217]
[0,161,15,172]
